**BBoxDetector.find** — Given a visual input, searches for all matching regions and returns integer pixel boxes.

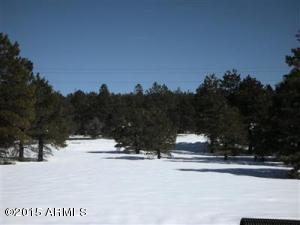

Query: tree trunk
[248,128,253,154]
[224,153,228,160]
[135,148,140,154]
[38,137,44,161]
[157,150,161,159]
[18,141,24,161]
[248,143,253,154]
[210,137,216,153]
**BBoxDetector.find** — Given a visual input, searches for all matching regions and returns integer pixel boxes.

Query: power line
[34,66,289,72]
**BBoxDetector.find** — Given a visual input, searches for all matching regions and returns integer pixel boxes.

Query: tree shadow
[3,157,39,162]
[105,156,145,160]
[1,145,53,163]
[174,142,209,155]
[177,168,290,179]
[86,150,122,154]
[168,156,284,167]
[68,137,94,140]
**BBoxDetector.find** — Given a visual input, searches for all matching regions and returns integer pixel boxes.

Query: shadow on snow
[174,142,209,155]
[86,150,122,154]
[177,168,290,179]
[168,156,284,167]
[104,156,145,160]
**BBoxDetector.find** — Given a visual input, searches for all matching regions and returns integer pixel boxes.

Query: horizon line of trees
[0,32,299,178]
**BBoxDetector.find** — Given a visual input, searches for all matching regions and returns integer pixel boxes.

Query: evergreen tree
[84,117,103,138]
[0,33,36,161]
[142,107,177,159]
[175,92,196,133]
[216,104,247,159]
[251,85,274,161]
[286,33,300,71]
[134,83,144,95]
[235,75,271,154]
[112,106,177,158]
[97,84,113,136]
[220,69,241,106]
[30,75,70,161]
[146,82,173,110]
[272,35,300,177]
[113,107,145,154]
[133,83,144,108]
[195,74,223,152]
[146,82,169,96]
[273,74,300,177]
[195,74,247,156]
[67,90,90,134]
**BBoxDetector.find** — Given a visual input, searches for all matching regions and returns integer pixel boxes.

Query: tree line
[0,33,299,178]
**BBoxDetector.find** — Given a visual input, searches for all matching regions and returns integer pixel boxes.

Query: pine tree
[220,69,241,106]
[216,104,247,159]
[113,107,145,154]
[273,74,300,177]
[133,83,144,108]
[146,82,173,110]
[142,107,177,159]
[286,33,300,70]
[175,92,196,133]
[67,90,90,134]
[272,34,300,177]
[134,83,144,95]
[30,75,70,161]
[0,33,36,161]
[234,75,271,155]
[250,85,274,161]
[112,106,177,158]
[97,84,113,136]
[195,74,224,152]
[195,74,247,156]
[84,117,103,138]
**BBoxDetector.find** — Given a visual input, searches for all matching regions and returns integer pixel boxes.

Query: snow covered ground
[0,134,299,225]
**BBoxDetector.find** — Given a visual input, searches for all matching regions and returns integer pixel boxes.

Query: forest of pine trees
[0,33,299,178]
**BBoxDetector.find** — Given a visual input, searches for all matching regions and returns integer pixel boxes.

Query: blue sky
[1,0,299,95]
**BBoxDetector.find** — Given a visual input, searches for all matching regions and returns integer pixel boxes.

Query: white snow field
[0,134,299,225]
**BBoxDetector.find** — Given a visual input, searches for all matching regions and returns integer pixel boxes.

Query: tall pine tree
[0,33,36,161]
[272,34,300,177]
[30,75,70,161]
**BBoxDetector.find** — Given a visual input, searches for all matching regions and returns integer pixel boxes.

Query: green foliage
[2,31,298,175]
[220,71,274,157]
[66,90,90,134]
[195,74,224,148]
[113,107,145,154]
[220,69,241,106]
[261,33,300,177]
[216,105,247,159]
[84,117,103,138]
[97,84,113,136]
[142,108,177,158]
[286,33,300,70]
[112,104,177,158]
[0,33,36,159]
[272,71,300,173]
[175,92,196,133]
[195,74,247,157]
[30,75,70,161]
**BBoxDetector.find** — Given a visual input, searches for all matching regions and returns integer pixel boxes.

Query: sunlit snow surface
[1,134,299,225]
